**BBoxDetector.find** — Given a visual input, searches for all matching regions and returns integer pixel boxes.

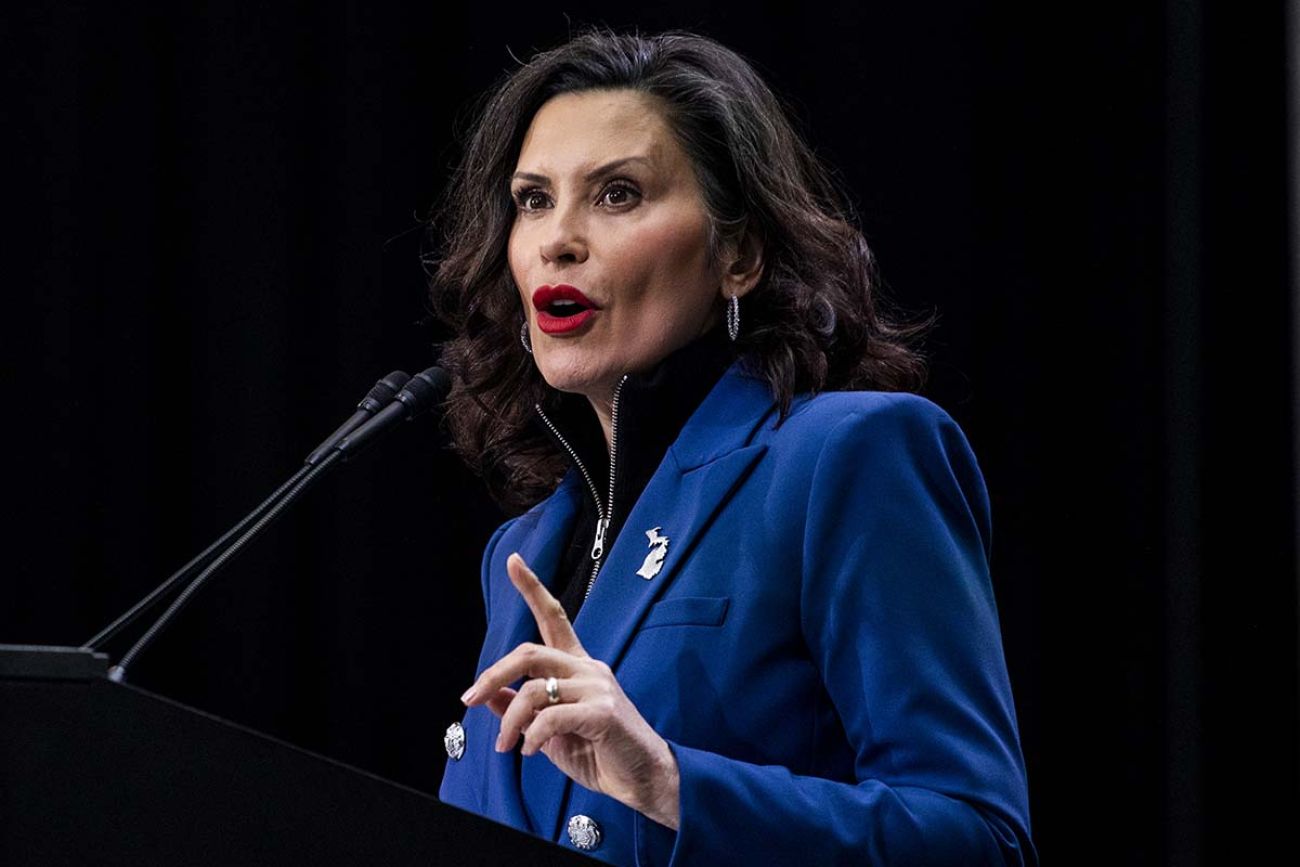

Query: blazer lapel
[575,442,766,671]
[519,367,775,843]
[575,366,775,670]
[528,446,769,843]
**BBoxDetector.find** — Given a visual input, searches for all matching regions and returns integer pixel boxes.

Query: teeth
[548,299,585,317]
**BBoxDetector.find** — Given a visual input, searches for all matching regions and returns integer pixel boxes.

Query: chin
[534,351,611,400]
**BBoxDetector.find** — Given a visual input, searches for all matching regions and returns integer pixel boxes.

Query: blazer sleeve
[478,518,516,628]
[644,396,1036,866]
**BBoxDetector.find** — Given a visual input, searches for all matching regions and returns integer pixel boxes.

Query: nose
[539,206,589,265]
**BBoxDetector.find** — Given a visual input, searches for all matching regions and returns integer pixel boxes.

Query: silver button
[444,722,465,761]
[567,814,602,851]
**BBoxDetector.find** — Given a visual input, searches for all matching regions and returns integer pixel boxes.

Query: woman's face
[507,89,726,408]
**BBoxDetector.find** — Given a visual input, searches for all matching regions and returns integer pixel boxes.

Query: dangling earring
[520,319,533,355]
[726,294,740,342]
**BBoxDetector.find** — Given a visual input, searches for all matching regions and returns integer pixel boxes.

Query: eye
[512,187,551,212]
[597,181,641,208]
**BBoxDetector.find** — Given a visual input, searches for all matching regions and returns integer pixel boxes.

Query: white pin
[636,527,670,580]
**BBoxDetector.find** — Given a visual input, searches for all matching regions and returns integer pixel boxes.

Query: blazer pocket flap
[640,596,730,630]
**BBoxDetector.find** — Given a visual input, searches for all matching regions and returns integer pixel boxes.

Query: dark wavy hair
[427,28,930,513]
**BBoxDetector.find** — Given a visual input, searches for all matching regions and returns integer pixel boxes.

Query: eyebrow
[510,156,654,186]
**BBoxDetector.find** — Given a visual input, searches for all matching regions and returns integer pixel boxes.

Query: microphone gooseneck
[85,370,415,651]
[108,449,345,681]
[83,465,313,650]
[88,368,448,673]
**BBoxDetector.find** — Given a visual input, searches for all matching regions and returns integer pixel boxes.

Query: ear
[719,226,764,300]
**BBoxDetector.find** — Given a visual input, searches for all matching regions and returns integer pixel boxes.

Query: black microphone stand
[82,465,313,651]
[108,450,342,680]
[100,366,449,683]
[82,370,413,652]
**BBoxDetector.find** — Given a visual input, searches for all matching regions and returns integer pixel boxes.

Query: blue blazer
[441,364,1036,866]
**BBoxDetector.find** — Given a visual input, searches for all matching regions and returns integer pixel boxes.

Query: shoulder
[758,389,991,546]
[782,389,956,434]
[759,389,974,470]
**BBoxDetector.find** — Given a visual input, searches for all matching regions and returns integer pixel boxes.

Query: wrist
[640,737,681,830]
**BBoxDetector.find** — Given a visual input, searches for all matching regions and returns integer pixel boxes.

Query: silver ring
[545,676,560,704]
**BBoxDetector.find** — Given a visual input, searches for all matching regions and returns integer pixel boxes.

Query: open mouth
[533,285,600,335]
[543,298,590,318]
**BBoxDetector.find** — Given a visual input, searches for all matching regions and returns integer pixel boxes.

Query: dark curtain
[3,2,1296,864]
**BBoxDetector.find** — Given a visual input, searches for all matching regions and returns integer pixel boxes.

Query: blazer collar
[663,360,778,468]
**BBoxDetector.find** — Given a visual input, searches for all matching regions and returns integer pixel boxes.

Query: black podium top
[0,645,594,866]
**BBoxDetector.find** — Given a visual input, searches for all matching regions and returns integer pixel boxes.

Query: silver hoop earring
[520,320,533,355]
[726,294,740,342]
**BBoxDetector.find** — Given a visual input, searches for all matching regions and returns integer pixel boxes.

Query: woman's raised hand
[460,553,681,830]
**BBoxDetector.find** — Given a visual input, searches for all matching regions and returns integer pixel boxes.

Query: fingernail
[460,687,476,704]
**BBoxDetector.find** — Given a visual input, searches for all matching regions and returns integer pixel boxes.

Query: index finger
[507,552,587,656]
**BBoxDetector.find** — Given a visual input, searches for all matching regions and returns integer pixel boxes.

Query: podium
[0,645,594,866]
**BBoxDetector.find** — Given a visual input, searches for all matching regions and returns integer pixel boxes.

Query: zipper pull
[591,517,610,560]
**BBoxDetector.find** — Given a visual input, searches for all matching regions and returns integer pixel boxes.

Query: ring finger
[496,676,586,752]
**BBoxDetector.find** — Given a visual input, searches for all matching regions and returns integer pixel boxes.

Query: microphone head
[378,370,413,394]
[393,366,452,418]
[357,370,412,414]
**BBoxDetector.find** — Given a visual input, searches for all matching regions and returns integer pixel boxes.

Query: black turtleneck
[537,326,737,621]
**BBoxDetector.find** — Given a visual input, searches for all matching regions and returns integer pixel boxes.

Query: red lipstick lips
[532,284,600,335]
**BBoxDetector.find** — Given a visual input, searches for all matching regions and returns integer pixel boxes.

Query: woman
[431,29,1035,866]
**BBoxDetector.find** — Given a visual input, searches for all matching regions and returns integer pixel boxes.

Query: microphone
[333,367,452,459]
[304,370,412,466]
[103,366,451,682]
[85,368,444,660]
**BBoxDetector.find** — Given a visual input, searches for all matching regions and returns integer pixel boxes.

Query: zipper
[533,374,629,599]
[587,375,628,597]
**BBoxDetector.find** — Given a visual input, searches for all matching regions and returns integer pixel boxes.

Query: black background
[3,2,1297,865]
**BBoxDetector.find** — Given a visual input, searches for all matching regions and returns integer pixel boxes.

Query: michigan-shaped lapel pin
[636,527,669,579]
